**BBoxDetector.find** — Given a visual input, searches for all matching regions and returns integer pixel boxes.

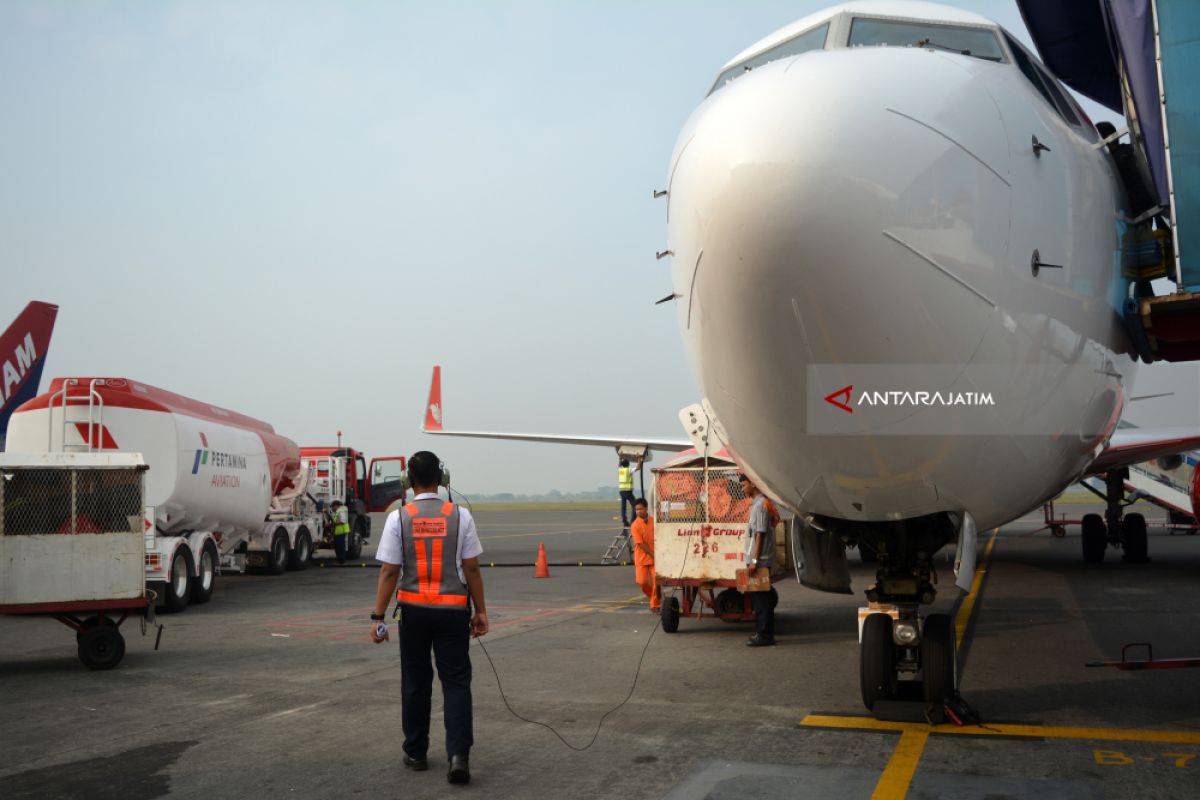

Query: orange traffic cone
[535,542,550,578]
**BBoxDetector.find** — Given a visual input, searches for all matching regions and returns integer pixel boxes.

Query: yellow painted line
[801,715,1200,745]
[954,528,998,649]
[572,594,647,613]
[870,730,929,800]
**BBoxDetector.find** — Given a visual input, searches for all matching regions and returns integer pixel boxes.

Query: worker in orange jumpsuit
[630,498,660,610]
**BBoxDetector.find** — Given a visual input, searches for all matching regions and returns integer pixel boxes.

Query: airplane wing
[1,301,58,440]
[420,366,693,454]
[1085,428,1200,475]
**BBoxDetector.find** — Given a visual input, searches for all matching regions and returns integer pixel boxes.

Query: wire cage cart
[0,453,153,669]
[652,450,790,632]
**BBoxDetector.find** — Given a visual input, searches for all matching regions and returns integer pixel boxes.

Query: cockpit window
[848,18,1005,63]
[1004,34,1081,127]
[709,23,829,95]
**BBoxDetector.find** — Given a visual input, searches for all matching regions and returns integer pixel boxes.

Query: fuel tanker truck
[4,378,408,613]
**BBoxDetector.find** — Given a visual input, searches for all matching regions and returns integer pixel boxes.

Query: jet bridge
[1021,0,1200,361]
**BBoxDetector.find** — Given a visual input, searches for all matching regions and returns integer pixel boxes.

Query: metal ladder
[47,378,107,452]
[600,527,631,564]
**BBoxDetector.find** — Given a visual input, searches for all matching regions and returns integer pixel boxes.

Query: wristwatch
[370,612,385,621]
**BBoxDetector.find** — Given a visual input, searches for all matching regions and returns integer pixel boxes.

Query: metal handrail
[47,379,107,452]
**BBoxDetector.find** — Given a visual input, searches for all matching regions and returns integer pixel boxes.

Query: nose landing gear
[853,513,960,714]
[860,606,958,712]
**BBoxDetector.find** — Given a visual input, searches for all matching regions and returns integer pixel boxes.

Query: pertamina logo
[192,432,248,487]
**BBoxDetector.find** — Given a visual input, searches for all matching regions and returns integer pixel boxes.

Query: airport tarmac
[1,503,1199,799]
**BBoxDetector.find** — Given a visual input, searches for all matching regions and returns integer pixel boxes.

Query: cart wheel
[921,613,957,706]
[1051,525,1066,539]
[76,614,104,643]
[716,588,743,621]
[860,613,897,710]
[661,596,681,633]
[78,623,126,670]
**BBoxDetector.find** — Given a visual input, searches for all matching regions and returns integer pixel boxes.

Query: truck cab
[299,447,407,558]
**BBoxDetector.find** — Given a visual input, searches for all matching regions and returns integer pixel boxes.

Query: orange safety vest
[396,498,470,608]
[764,498,781,528]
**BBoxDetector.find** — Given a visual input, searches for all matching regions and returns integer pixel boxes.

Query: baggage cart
[0,453,153,669]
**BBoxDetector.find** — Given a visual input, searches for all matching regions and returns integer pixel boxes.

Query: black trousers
[399,603,473,759]
[333,534,347,562]
[751,590,775,641]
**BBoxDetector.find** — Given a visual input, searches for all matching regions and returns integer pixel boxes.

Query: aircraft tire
[921,613,956,706]
[860,613,897,710]
[1122,513,1148,563]
[1081,513,1106,564]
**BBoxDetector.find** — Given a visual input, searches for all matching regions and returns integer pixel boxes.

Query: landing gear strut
[1082,469,1149,564]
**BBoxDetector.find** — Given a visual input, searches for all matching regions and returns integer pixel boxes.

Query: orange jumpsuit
[631,516,659,609]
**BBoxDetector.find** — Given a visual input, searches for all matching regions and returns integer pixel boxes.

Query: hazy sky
[3,1,1193,494]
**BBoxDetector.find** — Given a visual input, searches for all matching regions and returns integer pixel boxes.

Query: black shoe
[448,754,470,785]
[746,635,775,647]
[403,755,428,771]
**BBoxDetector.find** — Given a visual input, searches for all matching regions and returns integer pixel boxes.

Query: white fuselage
[667,3,1137,531]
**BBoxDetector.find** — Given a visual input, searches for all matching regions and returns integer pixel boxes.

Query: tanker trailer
[5,377,324,612]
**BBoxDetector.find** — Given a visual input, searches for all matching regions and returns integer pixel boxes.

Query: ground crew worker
[739,473,776,647]
[630,498,659,611]
[617,457,638,528]
[330,500,350,564]
[370,450,488,786]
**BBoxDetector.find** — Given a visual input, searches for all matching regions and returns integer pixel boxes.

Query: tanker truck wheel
[162,546,193,613]
[288,529,312,571]
[347,519,366,560]
[266,528,289,575]
[191,542,218,604]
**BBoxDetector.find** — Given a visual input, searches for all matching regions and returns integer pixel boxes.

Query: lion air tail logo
[424,366,444,431]
[1,300,58,438]
[825,385,854,414]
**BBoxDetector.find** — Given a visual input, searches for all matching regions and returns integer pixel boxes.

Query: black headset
[400,453,450,492]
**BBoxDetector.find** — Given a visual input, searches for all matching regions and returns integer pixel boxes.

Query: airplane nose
[668,47,1012,432]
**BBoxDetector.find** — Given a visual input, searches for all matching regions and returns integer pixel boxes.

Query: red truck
[299,447,407,559]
